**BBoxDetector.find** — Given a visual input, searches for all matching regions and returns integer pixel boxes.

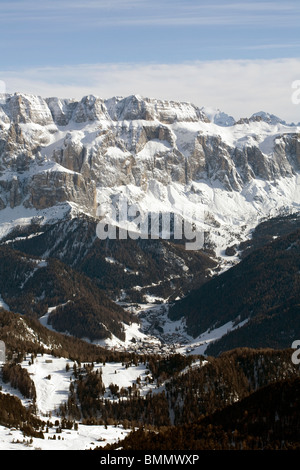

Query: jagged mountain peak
[1,92,54,126]
[200,106,236,127]
[250,110,288,126]
[103,93,210,124]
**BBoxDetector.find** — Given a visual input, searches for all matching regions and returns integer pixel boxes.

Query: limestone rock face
[53,132,86,173]
[10,176,23,209]
[72,95,111,123]
[5,93,54,126]
[105,95,210,123]
[24,170,96,213]
[273,133,300,171]
[46,97,77,126]
[0,123,35,172]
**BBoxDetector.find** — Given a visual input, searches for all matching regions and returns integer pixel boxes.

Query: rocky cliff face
[0,92,299,248]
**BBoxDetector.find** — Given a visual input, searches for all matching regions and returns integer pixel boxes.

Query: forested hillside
[104,376,300,450]
[169,228,300,353]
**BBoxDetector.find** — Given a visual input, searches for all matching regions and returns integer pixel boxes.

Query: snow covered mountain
[0,91,300,346]
[200,106,236,127]
[0,91,300,258]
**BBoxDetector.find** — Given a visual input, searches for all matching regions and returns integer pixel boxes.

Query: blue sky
[1,0,300,121]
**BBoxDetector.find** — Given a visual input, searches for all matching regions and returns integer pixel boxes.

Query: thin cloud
[0,0,148,23]
[1,0,300,27]
[0,0,145,10]
[241,43,300,50]
[94,14,300,27]
[214,1,299,11]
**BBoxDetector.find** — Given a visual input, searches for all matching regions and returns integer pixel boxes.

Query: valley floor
[98,301,248,357]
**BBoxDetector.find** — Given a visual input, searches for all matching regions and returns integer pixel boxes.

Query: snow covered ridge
[0,91,298,127]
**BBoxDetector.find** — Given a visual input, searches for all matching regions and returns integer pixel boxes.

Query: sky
[0,0,300,122]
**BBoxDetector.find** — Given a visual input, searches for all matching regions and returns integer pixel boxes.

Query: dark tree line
[2,362,36,400]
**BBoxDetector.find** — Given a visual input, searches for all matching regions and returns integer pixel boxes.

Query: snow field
[0,422,130,451]
[0,352,155,450]
[21,355,74,416]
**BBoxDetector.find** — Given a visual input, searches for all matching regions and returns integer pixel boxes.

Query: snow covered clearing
[0,422,129,451]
